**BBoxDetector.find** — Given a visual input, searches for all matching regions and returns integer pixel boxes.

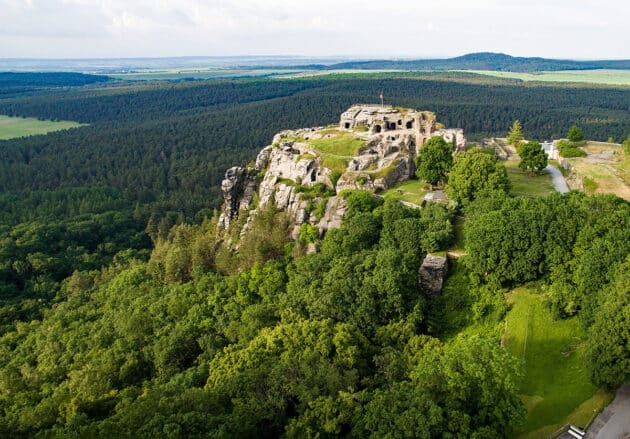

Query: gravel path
[547,164,570,193]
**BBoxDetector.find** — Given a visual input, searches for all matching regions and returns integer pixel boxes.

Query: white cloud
[0,0,628,59]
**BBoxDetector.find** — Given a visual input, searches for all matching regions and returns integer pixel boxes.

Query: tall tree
[586,258,630,389]
[507,120,524,147]
[446,148,510,205]
[518,141,548,174]
[415,136,453,186]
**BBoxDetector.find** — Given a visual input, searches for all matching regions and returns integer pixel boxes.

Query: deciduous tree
[415,136,453,186]
[518,141,548,174]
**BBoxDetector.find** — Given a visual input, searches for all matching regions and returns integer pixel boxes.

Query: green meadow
[0,115,84,140]
[505,289,613,438]
[505,160,555,197]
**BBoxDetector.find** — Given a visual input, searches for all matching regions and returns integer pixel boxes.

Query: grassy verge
[0,115,84,140]
[505,160,555,197]
[505,288,613,437]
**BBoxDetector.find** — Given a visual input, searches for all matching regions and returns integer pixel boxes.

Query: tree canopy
[415,136,453,186]
[518,141,548,173]
[445,148,510,205]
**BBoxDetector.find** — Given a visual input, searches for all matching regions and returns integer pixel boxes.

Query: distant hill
[324,52,630,72]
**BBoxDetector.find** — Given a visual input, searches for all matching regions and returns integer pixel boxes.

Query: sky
[1,0,628,60]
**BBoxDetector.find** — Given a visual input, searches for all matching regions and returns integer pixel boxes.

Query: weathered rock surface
[419,254,448,295]
[218,105,466,243]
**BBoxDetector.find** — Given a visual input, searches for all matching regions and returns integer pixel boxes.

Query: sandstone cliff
[217,105,466,242]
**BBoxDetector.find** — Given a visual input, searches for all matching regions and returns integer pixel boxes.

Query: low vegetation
[505,288,606,437]
[505,160,554,197]
[0,115,84,140]
[381,179,431,205]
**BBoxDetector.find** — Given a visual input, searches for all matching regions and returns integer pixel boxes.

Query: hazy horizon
[1,0,628,60]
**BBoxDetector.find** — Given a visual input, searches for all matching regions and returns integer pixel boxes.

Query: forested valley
[0,74,629,437]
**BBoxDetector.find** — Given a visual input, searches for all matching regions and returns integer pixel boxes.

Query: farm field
[0,115,84,140]
[505,159,556,197]
[505,288,613,438]
[468,69,630,86]
[562,142,630,200]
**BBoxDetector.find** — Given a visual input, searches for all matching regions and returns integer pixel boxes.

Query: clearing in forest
[0,115,84,140]
[504,289,613,439]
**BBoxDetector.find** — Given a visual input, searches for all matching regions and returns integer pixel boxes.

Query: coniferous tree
[507,120,524,147]
[568,125,584,142]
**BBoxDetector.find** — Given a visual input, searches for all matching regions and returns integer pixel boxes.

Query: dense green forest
[0,75,628,437]
[0,75,629,221]
[0,187,627,437]
[0,72,112,98]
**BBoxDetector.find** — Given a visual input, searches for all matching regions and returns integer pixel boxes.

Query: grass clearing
[308,131,365,157]
[505,160,555,197]
[0,115,84,140]
[505,288,612,437]
[563,142,630,200]
[380,179,430,205]
[468,69,630,86]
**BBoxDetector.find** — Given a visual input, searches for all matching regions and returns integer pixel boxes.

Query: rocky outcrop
[218,166,256,229]
[217,105,466,244]
[316,196,347,234]
[419,254,448,295]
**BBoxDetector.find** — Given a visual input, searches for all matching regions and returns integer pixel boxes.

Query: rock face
[217,105,466,241]
[418,254,448,295]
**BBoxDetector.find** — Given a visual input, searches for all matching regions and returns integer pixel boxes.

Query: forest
[0,74,628,437]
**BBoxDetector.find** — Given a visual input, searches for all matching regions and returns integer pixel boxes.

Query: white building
[541,141,558,160]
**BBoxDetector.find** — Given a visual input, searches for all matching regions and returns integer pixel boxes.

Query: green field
[505,289,613,438]
[0,115,84,140]
[506,160,555,197]
[381,179,431,205]
[468,69,630,86]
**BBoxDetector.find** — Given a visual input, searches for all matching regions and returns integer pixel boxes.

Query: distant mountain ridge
[323,52,630,72]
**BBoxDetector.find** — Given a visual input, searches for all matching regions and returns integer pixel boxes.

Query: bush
[299,224,319,244]
[583,176,598,193]
[557,140,586,158]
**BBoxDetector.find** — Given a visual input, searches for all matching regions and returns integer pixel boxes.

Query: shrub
[557,140,586,158]
[567,125,584,142]
[583,176,598,193]
[299,224,319,244]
